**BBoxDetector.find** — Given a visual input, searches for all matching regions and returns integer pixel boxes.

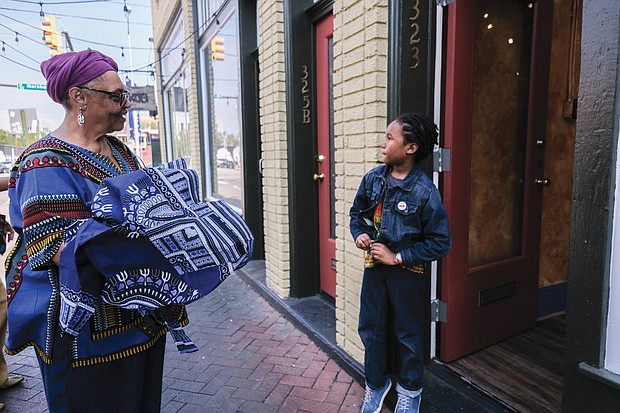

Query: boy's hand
[369,242,399,265]
[355,234,372,250]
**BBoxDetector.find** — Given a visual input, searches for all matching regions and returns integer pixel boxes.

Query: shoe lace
[396,395,412,411]
[363,386,373,404]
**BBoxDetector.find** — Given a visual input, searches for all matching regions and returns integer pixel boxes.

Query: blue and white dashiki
[57,159,254,353]
[5,135,188,366]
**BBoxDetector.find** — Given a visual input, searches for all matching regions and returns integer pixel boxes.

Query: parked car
[0,161,12,174]
[217,158,235,169]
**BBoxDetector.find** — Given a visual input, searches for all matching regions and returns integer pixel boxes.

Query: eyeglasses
[80,86,129,108]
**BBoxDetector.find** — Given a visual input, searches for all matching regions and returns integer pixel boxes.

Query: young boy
[350,113,451,413]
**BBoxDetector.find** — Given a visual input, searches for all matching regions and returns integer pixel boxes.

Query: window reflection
[206,8,243,211]
[167,71,193,170]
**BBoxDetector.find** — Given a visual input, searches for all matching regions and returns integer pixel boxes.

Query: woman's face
[81,71,131,133]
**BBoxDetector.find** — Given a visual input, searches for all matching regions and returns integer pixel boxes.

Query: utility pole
[62,30,74,52]
[124,4,140,157]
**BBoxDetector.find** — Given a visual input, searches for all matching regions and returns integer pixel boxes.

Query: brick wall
[333,0,388,364]
[258,0,291,297]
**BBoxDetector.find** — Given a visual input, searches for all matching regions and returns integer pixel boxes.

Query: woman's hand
[2,219,14,243]
[369,242,399,265]
[355,234,372,250]
[52,242,66,266]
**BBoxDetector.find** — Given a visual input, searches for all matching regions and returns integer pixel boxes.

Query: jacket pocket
[392,201,422,237]
[393,201,420,216]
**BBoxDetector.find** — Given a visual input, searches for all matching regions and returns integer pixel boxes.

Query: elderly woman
[4,49,187,413]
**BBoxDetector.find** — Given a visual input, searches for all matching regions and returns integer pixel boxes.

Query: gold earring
[77,107,85,126]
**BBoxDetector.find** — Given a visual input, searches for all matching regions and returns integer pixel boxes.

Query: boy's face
[381,120,418,166]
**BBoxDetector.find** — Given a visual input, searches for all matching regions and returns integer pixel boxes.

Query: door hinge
[431,299,447,323]
[433,148,451,172]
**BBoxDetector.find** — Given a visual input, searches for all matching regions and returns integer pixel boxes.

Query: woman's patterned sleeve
[17,163,91,271]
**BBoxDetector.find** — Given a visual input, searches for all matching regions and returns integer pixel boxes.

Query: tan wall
[333,0,389,364]
[257,0,291,298]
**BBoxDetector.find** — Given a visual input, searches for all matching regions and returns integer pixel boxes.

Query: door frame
[283,0,333,298]
[388,0,439,360]
[239,0,264,259]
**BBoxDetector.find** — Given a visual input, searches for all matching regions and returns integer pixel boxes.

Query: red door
[440,0,553,361]
[315,14,336,298]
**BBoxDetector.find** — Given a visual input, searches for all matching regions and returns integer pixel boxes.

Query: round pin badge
[397,201,407,211]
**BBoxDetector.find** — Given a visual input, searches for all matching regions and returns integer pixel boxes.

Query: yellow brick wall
[333,0,388,364]
[258,0,291,298]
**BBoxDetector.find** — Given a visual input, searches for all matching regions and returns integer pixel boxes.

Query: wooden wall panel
[538,0,580,287]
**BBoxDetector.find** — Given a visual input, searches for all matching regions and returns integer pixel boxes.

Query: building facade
[150,0,620,410]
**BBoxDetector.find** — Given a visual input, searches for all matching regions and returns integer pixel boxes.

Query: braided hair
[394,113,439,161]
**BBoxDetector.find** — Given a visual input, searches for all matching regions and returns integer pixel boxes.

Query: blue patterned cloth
[6,135,183,366]
[58,159,254,353]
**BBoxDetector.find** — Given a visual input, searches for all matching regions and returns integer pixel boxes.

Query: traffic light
[42,17,53,47]
[211,37,225,61]
[41,16,63,56]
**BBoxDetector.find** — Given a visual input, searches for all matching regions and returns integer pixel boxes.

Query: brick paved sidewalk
[0,274,372,413]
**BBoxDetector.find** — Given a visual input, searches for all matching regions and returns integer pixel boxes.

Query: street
[216,166,243,210]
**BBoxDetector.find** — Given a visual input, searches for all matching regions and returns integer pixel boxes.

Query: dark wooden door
[440,0,553,361]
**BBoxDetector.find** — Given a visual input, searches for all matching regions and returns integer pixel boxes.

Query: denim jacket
[349,163,451,268]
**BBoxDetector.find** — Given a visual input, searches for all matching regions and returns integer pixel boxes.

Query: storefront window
[203,4,243,210]
[165,70,193,169]
[161,14,194,169]
[197,0,227,37]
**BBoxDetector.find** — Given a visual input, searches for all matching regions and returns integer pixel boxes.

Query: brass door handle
[313,173,325,182]
[316,154,325,164]
[534,178,551,186]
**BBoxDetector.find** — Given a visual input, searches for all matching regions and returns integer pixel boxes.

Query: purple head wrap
[41,48,119,103]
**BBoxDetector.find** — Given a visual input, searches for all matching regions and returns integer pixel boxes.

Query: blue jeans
[358,264,425,391]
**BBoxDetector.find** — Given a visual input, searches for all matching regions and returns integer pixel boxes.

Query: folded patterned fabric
[58,159,254,353]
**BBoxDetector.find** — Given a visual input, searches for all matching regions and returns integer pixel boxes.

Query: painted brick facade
[332,0,388,364]
[257,0,291,298]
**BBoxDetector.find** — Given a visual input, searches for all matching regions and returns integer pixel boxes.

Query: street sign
[127,86,157,111]
[17,83,46,91]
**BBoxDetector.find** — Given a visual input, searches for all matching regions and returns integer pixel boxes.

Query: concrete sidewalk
[0,266,511,412]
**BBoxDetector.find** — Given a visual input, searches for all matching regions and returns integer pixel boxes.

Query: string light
[39,2,44,18]
[15,32,19,43]
[1,41,5,52]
